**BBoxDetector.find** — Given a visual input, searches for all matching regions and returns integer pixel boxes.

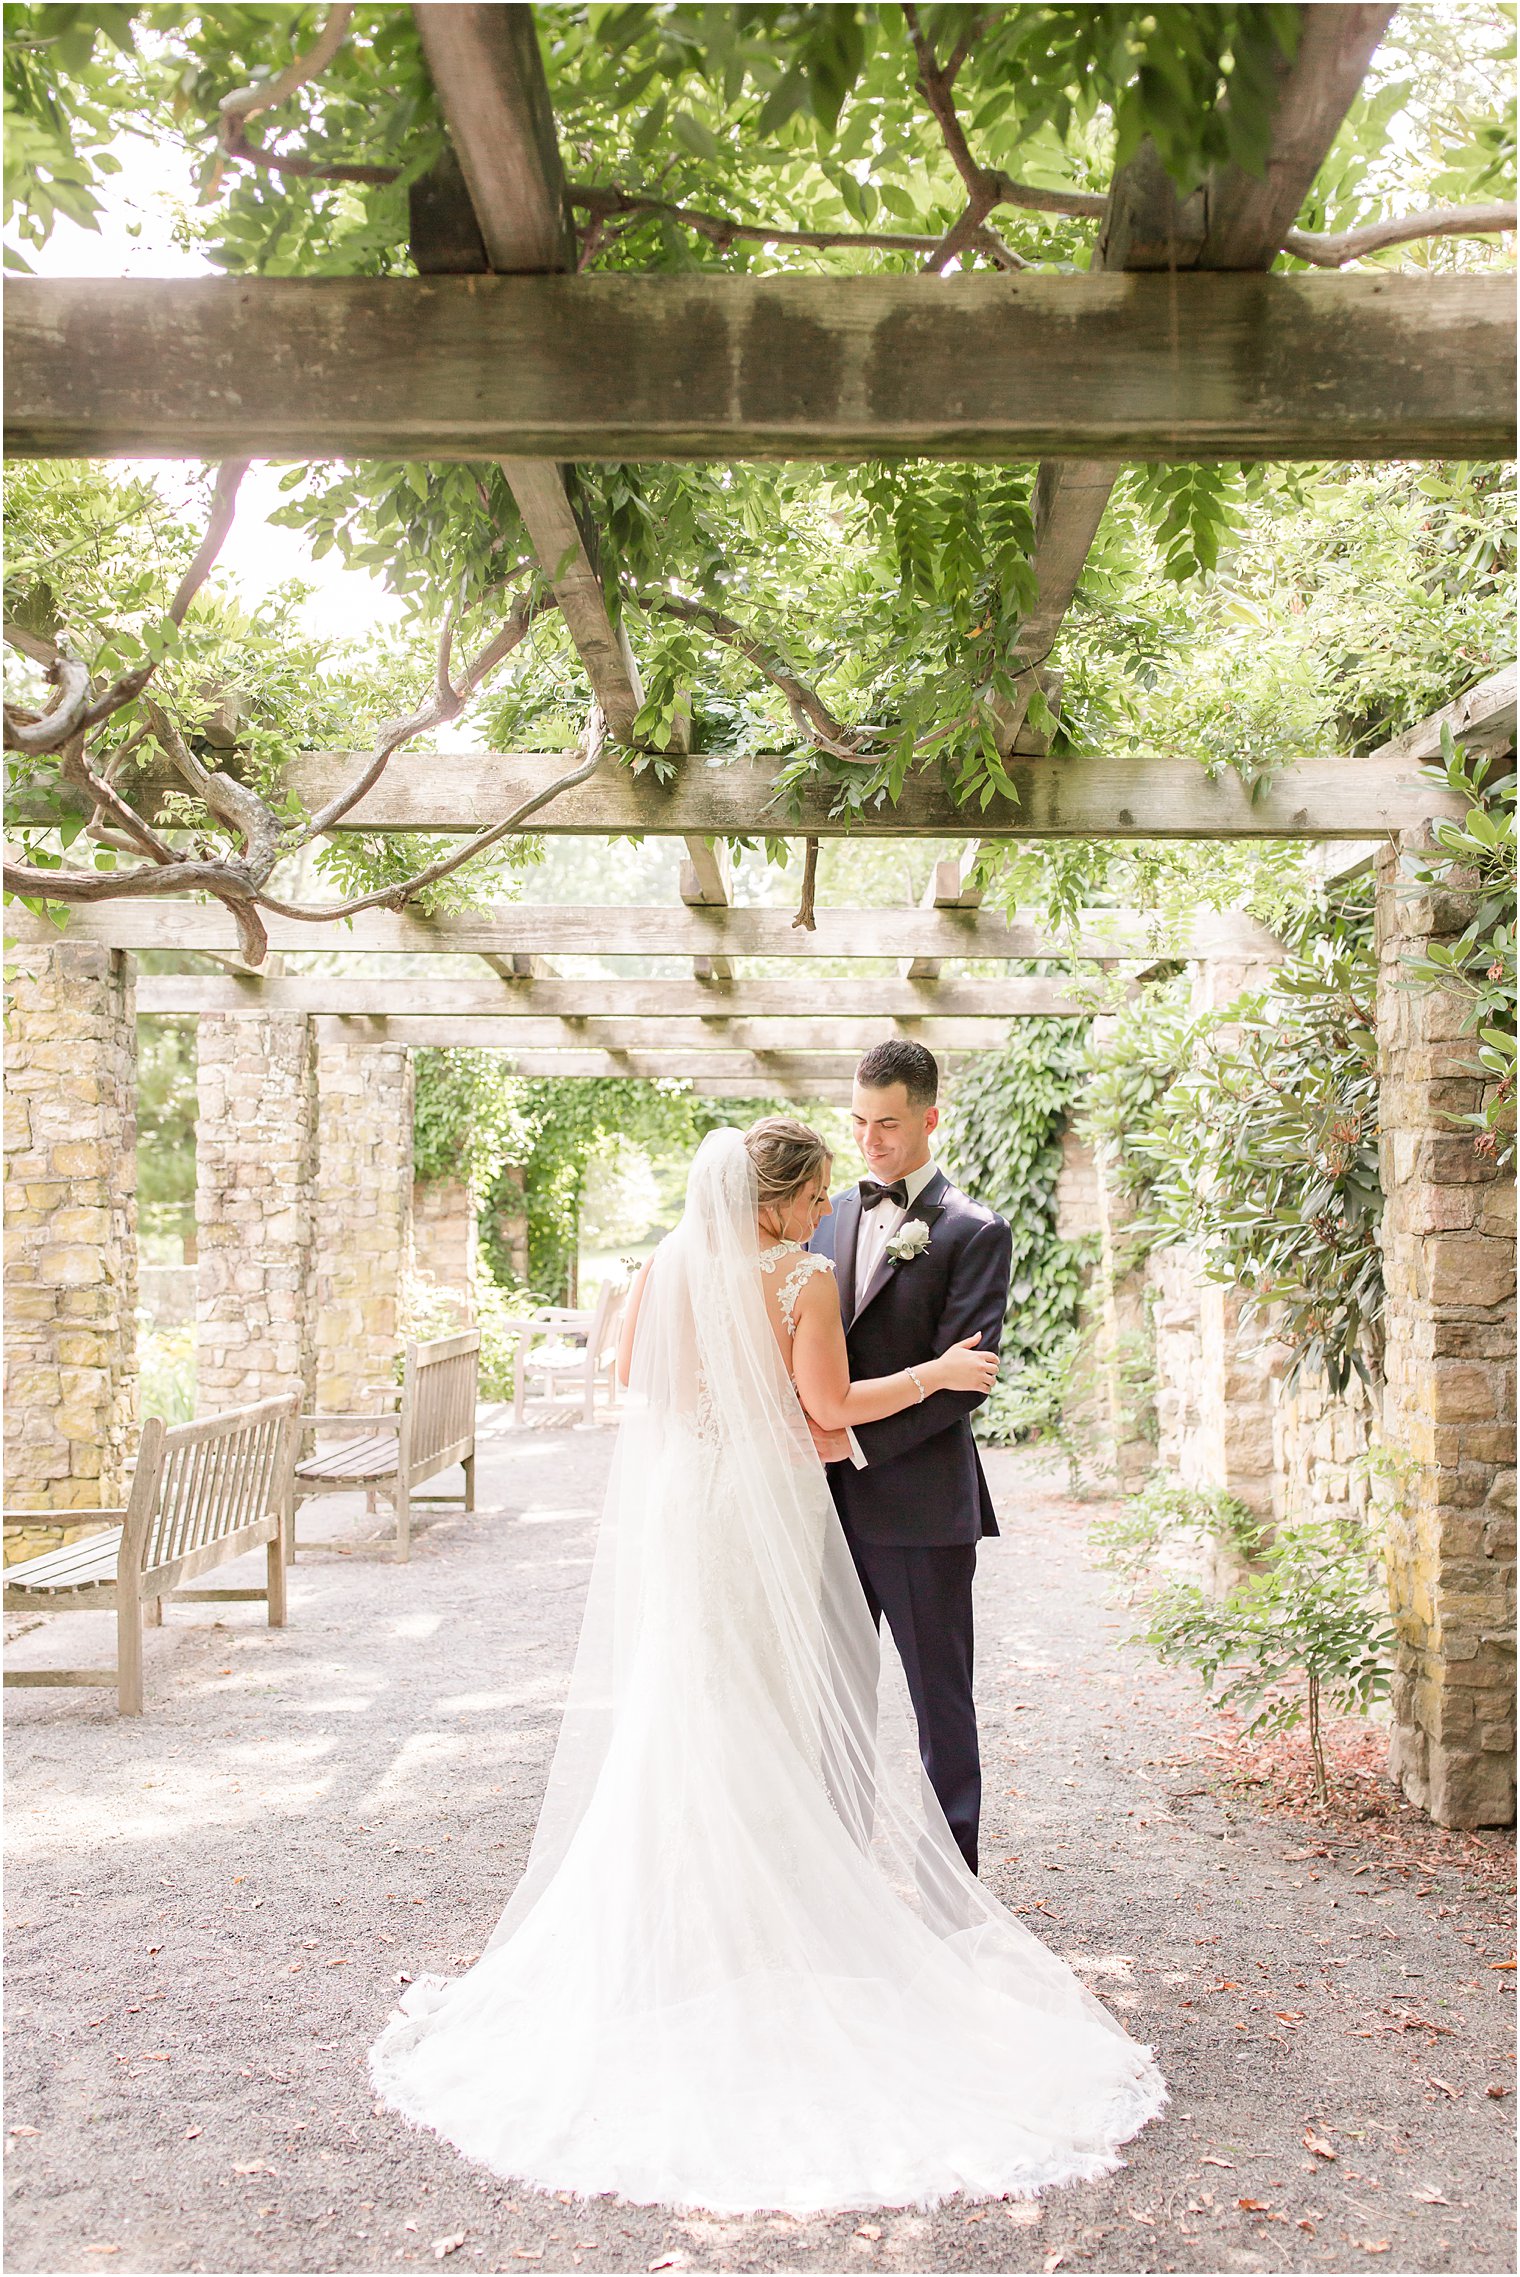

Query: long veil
[370,1128,1165,2214]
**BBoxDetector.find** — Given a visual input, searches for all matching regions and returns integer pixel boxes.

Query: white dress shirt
[844,1158,940,1470]
[853,1156,941,1301]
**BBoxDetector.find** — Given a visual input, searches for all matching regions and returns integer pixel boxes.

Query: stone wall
[314,1024,413,1411]
[1090,1136,1154,1494]
[412,1175,479,1312]
[1376,840,1516,1828]
[195,1013,319,1414]
[1151,1248,1277,1525]
[1271,1360,1377,1534]
[3,943,139,1560]
[1053,1127,1101,1243]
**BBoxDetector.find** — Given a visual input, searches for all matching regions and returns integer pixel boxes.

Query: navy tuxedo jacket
[808,1170,1013,1549]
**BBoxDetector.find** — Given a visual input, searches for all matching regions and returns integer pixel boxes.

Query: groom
[808,1040,1013,1875]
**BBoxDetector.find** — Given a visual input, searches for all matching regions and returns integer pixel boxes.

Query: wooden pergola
[5,3,1513,1081]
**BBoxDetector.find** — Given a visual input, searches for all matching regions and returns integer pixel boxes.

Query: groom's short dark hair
[856,1039,938,1105]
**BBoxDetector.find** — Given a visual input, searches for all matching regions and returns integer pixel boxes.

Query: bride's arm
[616,1255,656,1388]
[789,1270,996,1430]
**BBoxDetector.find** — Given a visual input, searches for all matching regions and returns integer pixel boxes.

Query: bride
[370,1119,1165,2214]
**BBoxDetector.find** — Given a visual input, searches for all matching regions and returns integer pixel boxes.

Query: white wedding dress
[369,1130,1165,2214]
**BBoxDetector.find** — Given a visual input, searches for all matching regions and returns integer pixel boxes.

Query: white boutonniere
[885,1219,931,1264]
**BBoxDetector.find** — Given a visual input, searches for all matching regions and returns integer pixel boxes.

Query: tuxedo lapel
[851,1169,950,1328]
[833,1187,862,1326]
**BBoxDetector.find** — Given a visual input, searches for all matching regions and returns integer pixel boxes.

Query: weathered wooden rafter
[81,745,1460,840]
[1011,7,1398,678]
[904,850,983,980]
[297,1037,958,1081]
[7,271,1511,463]
[130,975,1114,1018]
[134,989,1087,1044]
[5,902,1282,961]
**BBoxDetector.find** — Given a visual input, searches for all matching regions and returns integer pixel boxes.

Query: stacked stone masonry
[3,943,139,1563]
[411,1174,479,1315]
[315,1023,413,1412]
[195,1012,319,1414]
[1375,840,1516,1828]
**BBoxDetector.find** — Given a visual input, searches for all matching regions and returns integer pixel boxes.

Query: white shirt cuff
[846,1427,868,1470]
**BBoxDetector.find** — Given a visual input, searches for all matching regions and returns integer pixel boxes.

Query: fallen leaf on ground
[852,2225,882,2241]
[232,2160,278,2177]
[325,1956,350,1967]
[647,2258,691,2272]
[1238,2198,1270,2212]
[1297,2218,1317,2235]
[1042,2256,1065,2274]
[1486,2084,1508,2099]
[1351,2240,1391,2255]
[8,2126,39,2137]
[1303,2130,1337,2159]
[432,2235,466,2260]
[1201,2156,1236,2168]
[83,2249,120,2257]
[1411,2188,1451,2205]
[182,2126,201,2140]
[1005,2205,1041,2227]
[1488,1956,1516,1970]
[1428,2076,1459,2098]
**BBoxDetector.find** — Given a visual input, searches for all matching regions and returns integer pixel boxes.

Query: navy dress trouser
[843,1533,982,1876]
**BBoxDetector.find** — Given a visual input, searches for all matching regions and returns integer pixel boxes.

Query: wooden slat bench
[3,1393,300,1716]
[292,1329,479,1562]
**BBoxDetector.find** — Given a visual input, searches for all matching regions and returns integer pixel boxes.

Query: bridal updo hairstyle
[744,1117,832,1212]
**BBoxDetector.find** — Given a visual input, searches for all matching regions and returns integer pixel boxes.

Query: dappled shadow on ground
[3,1441,1514,2275]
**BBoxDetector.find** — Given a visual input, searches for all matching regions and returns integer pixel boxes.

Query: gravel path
[5,1429,1514,2276]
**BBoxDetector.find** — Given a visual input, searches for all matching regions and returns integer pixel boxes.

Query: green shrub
[1089,1474,1266,1588]
[1140,1517,1394,1803]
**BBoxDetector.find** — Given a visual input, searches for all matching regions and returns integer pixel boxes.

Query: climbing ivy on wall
[942,1021,1094,1444]
[1076,886,1386,1395]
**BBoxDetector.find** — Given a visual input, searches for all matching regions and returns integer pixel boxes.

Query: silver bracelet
[904,1365,928,1405]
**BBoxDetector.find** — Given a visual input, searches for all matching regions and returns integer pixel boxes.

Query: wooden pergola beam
[131,975,1114,1018]
[413,8,647,747]
[298,1037,970,1081]
[38,744,1464,841]
[8,272,1511,463]
[905,849,983,981]
[411,7,575,270]
[1375,661,1517,765]
[1014,6,1397,672]
[7,904,1283,961]
[76,746,1459,840]
[134,991,1086,1044]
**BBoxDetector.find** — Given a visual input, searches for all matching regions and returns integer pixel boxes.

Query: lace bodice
[758,1240,835,1341]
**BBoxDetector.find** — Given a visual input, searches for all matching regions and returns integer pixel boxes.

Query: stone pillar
[411,1175,479,1314]
[195,1013,318,1413]
[314,1024,413,1411]
[3,943,138,1546]
[1091,1130,1153,1491]
[1178,955,1281,1523]
[1376,843,1516,1827]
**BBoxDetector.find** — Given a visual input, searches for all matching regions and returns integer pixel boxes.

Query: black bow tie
[860,1178,909,1211]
